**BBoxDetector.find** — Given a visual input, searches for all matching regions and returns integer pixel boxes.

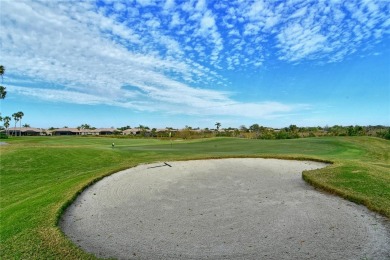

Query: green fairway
[0,136,389,259]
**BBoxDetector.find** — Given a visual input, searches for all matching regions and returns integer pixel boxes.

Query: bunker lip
[60,158,390,260]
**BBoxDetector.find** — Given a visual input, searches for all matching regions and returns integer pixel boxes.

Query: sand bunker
[60,158,389,259]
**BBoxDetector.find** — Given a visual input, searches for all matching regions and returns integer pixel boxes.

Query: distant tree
[17,111,24,136]
[249,124,260,132]
[138,125,149,136]
[378,128,390,140]
[354,125,365,136]
[215,122,221,131]
[118,125,131,131]
[3,116,11,136]
[329,125,343,136]
[323,125,330,132]
[23,123,30,128]
[12,112,19,136]
[178,127,191,139]
[239,125,248,132]
[287,124,299,138]
[249,124,267,138]
[78,124,91,129]
[288,124,298,133]
[276,129,289,139]
[261,128,276,139]
[0,65,6,99]
[347,125,355,136]
[0,86,6,99]
[151,128,157,137]
[0,65,4,80]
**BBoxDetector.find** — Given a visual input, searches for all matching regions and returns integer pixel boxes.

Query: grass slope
[0,136,389,259]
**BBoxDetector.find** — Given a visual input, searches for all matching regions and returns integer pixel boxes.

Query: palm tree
[215,122,221,131]
[0,86,6,99]
[17,111,24,136]
[0,65,6,99]
[0,65,4,79]
[12,112,19,136]
[23,123,30,128]
[3,116,11,136]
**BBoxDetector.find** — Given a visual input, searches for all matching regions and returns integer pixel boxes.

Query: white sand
[60,158,390,260]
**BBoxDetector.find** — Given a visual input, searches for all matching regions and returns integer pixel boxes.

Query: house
[79,129,93,135]
[50,128,80,135]
[7,127,46,136]
[93,128,120,135]
[122,128,142,135]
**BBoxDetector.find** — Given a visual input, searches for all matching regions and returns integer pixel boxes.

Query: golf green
[1,136,389,259]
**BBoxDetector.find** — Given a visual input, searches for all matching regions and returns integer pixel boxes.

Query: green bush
[377,128,390,140]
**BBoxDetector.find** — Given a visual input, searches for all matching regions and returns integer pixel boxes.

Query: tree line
[225,124,390,140]
[169,124,390,140]
[104,123,390,140]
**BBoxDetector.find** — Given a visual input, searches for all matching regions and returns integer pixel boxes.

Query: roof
[52,128,80,133]
[122,128,142,134]
[94,128,120,132]
[7,127,44,132]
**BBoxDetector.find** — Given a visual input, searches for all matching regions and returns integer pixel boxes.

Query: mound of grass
[0,136,389,259]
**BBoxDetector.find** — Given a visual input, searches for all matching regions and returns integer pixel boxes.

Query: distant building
[49,128,80,135]
[122,128,142,135]
[7,127,46,136]
[93,128,120,135]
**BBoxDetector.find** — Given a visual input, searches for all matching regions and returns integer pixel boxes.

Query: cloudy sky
[1,0,389,129]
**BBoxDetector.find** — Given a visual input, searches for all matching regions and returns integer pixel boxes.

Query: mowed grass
[0,136,389,259]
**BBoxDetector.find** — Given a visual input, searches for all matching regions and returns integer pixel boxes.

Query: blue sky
[0,0,389,129]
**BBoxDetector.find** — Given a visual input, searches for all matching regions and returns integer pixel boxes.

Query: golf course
[1,136,389,259]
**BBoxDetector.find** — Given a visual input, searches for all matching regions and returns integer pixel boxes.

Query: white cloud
[1,0,300,120]
[247,0,266,19]
[264,15,280,30]
[7,85,126,106]
[277,22,327,61]
[195,0,206,11]
[164,0,175,11]
[136,0,155,7]
[243,23,261,36]
[274,0,390,62]
[1,0,388,121]
[170,12,183,28]
[200,11,215,30]
[290,6,307,19]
